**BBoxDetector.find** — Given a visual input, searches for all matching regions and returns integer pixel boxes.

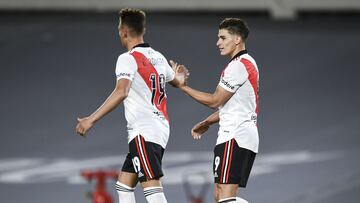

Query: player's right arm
[191,111,219,140]
[76,54,136,137]
[76,79,131,136]
[168,60,189,87]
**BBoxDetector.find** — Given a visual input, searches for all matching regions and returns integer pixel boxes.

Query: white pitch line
[0,150,343,185]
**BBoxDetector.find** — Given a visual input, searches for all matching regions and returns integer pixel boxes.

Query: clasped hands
[170,60,190,89]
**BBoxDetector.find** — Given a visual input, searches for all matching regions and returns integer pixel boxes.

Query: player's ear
[123,27,128,38]
[235,35,242,45]
[120,25,129,39]
[143,27,146,35]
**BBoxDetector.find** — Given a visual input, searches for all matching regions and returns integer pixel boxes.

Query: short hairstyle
[219,18,249,41]
[119,8,146,36]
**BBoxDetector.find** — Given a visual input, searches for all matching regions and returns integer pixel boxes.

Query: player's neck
[229,44,246,59]
[126,37,145,51]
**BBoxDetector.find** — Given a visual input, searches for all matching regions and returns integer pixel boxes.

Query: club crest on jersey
[153,111,165,120]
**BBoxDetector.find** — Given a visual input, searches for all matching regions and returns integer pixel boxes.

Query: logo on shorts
[214,172,218,178]
[138,171,144,177]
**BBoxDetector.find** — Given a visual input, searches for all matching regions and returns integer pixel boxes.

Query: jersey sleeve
[218,62,248,93]
[115,53,137,81]
[157,52,174,82]
[165,63,175,82]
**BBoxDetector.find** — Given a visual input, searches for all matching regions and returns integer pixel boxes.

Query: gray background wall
[1,0,360,18]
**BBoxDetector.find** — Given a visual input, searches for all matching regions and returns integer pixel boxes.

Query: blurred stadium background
[1,0,360,202]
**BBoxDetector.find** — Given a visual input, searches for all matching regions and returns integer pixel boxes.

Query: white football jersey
[217,50,259,153]
[115,43,175,148]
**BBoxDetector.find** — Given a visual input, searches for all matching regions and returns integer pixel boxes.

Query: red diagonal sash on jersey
[130,51,169,121]
[240,58,259,114]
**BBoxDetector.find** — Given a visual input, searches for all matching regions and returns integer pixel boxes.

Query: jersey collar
[132,43,150,49]
[230,49,248,62]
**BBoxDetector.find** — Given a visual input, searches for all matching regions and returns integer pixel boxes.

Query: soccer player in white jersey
[75,8,187,203]
[173,18,259,203]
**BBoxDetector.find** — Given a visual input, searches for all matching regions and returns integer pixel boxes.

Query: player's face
[216,29,240,58]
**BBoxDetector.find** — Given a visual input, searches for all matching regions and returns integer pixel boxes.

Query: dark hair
[119,8,146,36]
[219,18,249,40]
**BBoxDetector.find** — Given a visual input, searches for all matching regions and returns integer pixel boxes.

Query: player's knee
[214,184,220,202]
[214,193,219,202]
[140,178,161,188]
[216,183,225,195]
[217,184,238,201]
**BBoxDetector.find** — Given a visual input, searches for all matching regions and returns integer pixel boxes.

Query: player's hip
[216,126,259,153]
[127,127,170,149]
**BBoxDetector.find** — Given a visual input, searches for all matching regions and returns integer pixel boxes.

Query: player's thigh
[128,135,165,183]
[213,138,256,187]
[214,183,220,202]
[140,178,162,188]
[118,171,138,188]
[118,152,138,187]
[216,183,238,199]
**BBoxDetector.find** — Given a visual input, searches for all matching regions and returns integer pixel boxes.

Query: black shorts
[213,138,256,187]
[121,135,165,182]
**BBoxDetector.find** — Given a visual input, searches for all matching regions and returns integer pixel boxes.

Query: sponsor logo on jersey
[117,72,131,78]
[220,78,235,90]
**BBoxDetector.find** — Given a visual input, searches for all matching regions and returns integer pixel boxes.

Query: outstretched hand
[191,121,210,140]
[170,60,189,88]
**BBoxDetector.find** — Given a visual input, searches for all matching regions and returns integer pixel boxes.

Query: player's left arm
[180,85,234,109]
[191,110,220,139]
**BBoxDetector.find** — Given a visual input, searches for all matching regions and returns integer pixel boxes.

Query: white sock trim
[115,181,135,192]
[143,186,163,191]
[236,197,249,203]
[143,186,164,197]
[219,197,236,203]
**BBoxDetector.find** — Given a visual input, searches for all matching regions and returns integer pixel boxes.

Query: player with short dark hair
[76,8,187,203]
[172,18,259,203]
[219,18,249,41]
[119,8,146,37]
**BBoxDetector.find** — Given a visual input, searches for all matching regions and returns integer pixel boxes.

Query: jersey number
[132,156,141,173]
[149,73,165,105]
[214,156,220,172]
